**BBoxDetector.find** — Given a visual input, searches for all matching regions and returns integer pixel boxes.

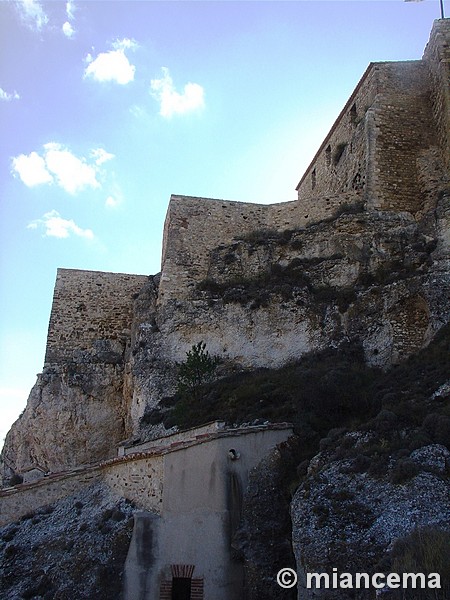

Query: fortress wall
[102,456,163,511]
[0,455,164,527]
[423,19,450,170]
[45,269,148,364]
[159,195,315,302]
[160,196,271,301]
[296,55,441,218]
[368,61,437,213]
[296,62,380,220]
[265,199,304,231]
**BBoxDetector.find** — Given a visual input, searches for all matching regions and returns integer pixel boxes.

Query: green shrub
[177,341,219,400]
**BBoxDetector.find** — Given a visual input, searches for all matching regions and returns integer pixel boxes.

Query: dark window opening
[350,103,357,124]
[172,577,191,600]
[311,168,316,190]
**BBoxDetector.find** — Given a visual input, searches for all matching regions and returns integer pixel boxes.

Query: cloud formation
[0,87,20,102]
[11,143,114,195]
[150,67,205,118]
[14,0,48,31]
[11,151,53,187]
[62,21,74,38]
[66,0,75,21]
[84,39,137,84]
[62,1,76,38]
[27,210,94,239]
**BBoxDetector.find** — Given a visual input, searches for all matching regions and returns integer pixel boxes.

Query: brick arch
[160,565,204,600]
[171,564,195,578]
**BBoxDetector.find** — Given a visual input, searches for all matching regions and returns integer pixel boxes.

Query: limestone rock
[291,440,450,600]
[1,363,126,479]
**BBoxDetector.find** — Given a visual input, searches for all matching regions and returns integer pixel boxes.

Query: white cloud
[84,39,136,85]
[11,152,53,187]
[0,87,20,102]
[150,67,205,118]
[66,0,75,20]
[11,144,114,195]
[27,210,94,240]
[43,143,99,194]
[14,0,48,31]
[112,38,138,51]
[62,21,75,38]
[91,148,115,166]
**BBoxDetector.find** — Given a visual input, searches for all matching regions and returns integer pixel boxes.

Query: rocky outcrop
[1,360,127,482]
[291,439,450,599]
[233,439,299,600]
[0,483,134,600]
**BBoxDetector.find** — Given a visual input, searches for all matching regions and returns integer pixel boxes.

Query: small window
[325,145,331,167]
[311,168,316,190]
[350,103,357,124]
[172,577,191,600]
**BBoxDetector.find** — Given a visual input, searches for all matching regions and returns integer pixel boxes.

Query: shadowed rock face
[291,444,450,600]
[0,483,135,600]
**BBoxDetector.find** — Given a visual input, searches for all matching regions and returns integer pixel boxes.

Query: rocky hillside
[0,483,134,600]
[1,182,449,482]
[1,323,448,599]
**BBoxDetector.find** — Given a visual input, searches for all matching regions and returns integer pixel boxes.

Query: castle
[0,19,449,600]
[43,19,449,367]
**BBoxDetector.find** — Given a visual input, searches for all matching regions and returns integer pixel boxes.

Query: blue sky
[0,0,440,446]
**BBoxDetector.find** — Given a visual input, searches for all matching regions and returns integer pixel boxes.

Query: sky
[0,0,441,447]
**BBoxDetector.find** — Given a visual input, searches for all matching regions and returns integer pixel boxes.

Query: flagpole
[405,0,445,19]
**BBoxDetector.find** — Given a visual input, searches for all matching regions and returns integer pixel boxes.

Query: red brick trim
[160,580,172,600]
[171,564,195,578]
[160,567,204,599]
[191,577,204,599]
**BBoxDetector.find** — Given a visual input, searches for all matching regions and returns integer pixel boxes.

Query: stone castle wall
[159,195,309,301]
[423,19,450,171]
[295,62,379,218]
[296,60,439,217]
[157,21,448,304]
[368,61,438,213]
[41,21,449,360]
[45,268,148,364]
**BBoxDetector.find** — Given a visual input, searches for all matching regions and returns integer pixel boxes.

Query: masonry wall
[296,62,379,219]
[295,20,450,219]
[423,19,450,171]
[0,454,164,527]
[45,268,148,364]
[368,61,438,213]
[296,59,439,218]
[0,467,104,526]
[160,194,325,301]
